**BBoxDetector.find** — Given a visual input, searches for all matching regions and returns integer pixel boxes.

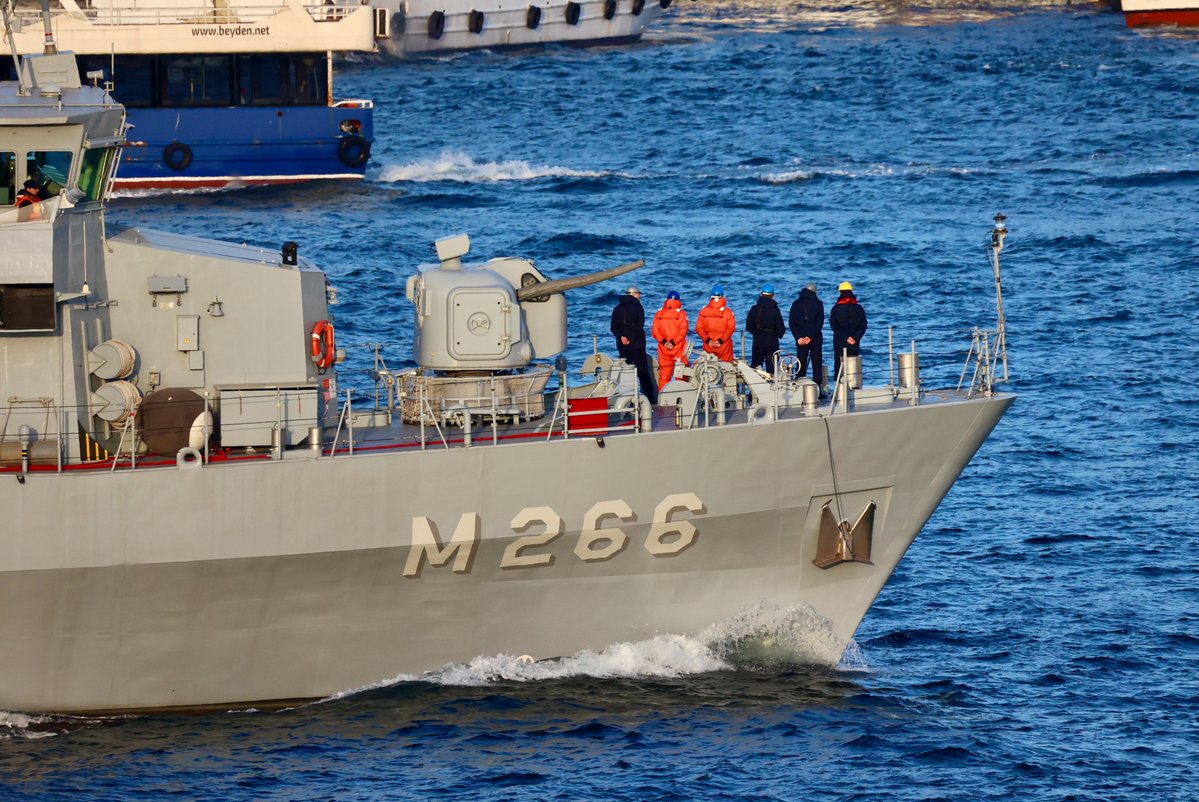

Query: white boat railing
[10,0,364,28]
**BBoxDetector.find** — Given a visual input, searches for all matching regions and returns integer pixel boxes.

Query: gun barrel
[515,260,646,301]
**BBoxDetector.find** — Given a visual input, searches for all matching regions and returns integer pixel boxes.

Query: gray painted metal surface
[0,54,1015,714]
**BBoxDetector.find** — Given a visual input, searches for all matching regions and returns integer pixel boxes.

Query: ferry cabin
[2,0,376,189]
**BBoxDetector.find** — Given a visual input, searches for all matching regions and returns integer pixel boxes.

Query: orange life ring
[311,320,336,372]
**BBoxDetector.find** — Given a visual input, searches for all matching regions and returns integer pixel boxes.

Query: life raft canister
[526,5,541,27]
[311,320,336,373]
[163,141,193,171]
[428,10,446,38]
[337,135,371,169]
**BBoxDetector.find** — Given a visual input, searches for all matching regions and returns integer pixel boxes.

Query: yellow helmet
[838,281,854,292]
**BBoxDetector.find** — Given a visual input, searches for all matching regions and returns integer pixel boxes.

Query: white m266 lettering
[403,493,705,578]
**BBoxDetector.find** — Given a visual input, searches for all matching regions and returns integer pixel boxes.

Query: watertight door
[448,287,514,360]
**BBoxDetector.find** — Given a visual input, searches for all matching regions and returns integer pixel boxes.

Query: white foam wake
[376,150,609,183]
[325,602,860,700]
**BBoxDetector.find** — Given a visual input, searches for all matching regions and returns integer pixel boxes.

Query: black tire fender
[565,0,581,24]
[603,0,616,19]
[336,135,371,169]
[659,0,672,7]
[427,10,446,39]
[163,141,192,171]
[631,0,644,15]
[468,9,484,32]
[526,5,541,27]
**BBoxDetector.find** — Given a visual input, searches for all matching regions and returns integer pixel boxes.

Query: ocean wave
[377,151,610,183]
[322,603,856,700]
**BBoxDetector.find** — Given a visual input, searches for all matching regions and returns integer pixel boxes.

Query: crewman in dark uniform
[610,285,658,404]
[829,281,868,386]
[745,284,786,370]
[789,283,824,389]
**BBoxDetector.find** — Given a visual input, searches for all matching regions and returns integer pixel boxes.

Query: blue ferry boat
[5,0,377,189]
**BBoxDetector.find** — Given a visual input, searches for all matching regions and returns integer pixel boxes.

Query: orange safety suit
[652,298,690,389]
[696,297,736,362]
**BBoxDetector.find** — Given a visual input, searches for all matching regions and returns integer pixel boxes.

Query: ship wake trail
[323,603,862,700]
[377,150,611,183]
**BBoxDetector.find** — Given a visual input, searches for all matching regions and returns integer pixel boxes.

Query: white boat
[372,0,672,57]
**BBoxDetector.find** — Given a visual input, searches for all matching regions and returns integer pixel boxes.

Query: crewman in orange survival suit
[652,290,689,389]
[696,284,736,363]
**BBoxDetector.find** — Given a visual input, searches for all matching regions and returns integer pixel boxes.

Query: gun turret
[406,234,644,372]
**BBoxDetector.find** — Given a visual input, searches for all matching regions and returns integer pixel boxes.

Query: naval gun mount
[401,234,643,425]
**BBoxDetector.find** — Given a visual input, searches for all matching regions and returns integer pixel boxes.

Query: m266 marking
[403,492,705,578]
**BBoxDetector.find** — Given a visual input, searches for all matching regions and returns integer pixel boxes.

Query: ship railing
[18,0,363,27]
[958,327,1000,399]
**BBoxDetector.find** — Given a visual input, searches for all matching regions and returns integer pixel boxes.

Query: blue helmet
[711,284,725,297]
[761,284,775,295]
[666,290,681,301]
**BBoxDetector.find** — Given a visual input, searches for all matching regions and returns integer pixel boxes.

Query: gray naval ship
[0,46,1015,714]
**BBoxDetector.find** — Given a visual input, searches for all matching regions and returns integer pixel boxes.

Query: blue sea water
[4,2,1199,799]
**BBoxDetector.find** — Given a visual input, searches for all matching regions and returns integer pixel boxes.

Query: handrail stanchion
[888,326,895,388]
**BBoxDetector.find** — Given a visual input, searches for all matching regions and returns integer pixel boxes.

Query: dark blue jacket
[746,296,785,343]
[788,288,824,341]
[829,293,868,345]
[610,295,647,350]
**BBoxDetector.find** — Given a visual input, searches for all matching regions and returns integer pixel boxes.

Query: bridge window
[0,152,13,206]
[26,151,73,199]
[78,148,118,202]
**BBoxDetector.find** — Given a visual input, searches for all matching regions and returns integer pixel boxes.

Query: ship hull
[0,394,1012,713]
[1118,0,1199,25]
[378,0,668,57]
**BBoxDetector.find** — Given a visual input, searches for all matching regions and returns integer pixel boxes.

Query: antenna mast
[1,0,29,95]
[990,212,1009,383]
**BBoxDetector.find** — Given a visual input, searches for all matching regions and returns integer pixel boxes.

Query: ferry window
[291,55,327,106]
[78,148,117,202]
[26,151,73,199]
[0,152,14,206]
[237,55,287,106]
[164,55,232,107]
[90,55,156,109]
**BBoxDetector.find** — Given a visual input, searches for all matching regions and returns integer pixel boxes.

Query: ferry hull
[115,106,374,190]
[0,394,1011,713]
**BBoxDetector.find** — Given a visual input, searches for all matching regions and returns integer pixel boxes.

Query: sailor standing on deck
[611,285,658,404]
[789,283,825,390]
[652,290,690,389]
[745,284,786,370]
[830,281,868,386]
[697,285,736,363]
